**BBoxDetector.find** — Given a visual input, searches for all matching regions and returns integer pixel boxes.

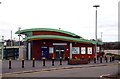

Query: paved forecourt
[1,56,119,74]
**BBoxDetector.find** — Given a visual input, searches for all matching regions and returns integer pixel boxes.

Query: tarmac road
[1,56,116,74]
[2,62,118,77]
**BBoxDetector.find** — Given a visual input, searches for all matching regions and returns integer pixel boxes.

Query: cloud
[0,0,119,42]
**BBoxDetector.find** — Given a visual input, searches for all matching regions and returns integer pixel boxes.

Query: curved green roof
[23,35,103,45]
[15,28,80,37]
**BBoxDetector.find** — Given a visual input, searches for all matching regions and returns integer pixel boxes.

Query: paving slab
[1,59,119,75]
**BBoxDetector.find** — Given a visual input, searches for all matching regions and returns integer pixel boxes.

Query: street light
[1,36,4,60]
[0,2,3,60]
[101,32,103,52]
[18,27,21,47]
[93,5,100,57]
[101,32,103,42]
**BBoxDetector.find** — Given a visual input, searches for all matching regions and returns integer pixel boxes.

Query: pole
[106,56,108,63]
[11,30,12,46]
[93,5,100,60]
[110,56,112,62]
[52,57,54,66]
[112,55,114,61]
[67,57,69,65]
[100,56,102,63]
[43,57,45,66]
[9,59,12,69]
[18,27,21,47]
[1,36,4,60]
[95,7,98,60]
[60,57,62,65]
[94,56,96,63]
[101,32,102,41]
[22,58,24,68]
[32,58,35,67]
[101,32,103,52]
[88,56,91,63]
[18,27,21,59]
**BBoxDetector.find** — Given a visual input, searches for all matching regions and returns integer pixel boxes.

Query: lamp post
[18,27,21,60]
[11,30,12,46]
[101,32,103,42]
[18,27,21,47]
[101,32,103,52]
[1,36,4,60]
[93,5,100,58]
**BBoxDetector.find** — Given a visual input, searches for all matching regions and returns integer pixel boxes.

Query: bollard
[52,57,54,66]
[94,56,96,63]
[110,56,112,62]
[112,55,113,61]
[113,55,115,61]
[43,57,46,66]
[112,55,114,61]
[32,58,35,67]
[22,59,24,68]
[104,55,106,60]
[60,57,62,65]
[100,56,102,63]
[106,56,108,63]
[88,56,90,63]
[9,59,11,69]
[97,55,99,60]
[67,57,69,65]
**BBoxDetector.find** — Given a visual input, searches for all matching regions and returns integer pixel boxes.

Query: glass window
[72,47,79,54]
[88,47,92,54]
[81,47,86,54]
[96,47,100,52]
[49,47,54,53]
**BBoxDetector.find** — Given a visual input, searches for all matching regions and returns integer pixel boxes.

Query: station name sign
[53,43,67,45]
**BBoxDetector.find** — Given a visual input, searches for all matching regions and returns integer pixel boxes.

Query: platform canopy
[15,28,81,37]
[15,28,103,45]
[23,35,103,45]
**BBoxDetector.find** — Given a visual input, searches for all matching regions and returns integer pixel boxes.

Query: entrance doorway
[55,46,65,60]
[41,46,49,59]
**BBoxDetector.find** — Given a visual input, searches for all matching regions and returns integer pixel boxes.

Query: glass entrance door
[55,46,65,60]
[56,50,60,60]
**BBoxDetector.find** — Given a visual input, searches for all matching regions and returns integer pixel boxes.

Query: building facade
[15,28,102,60]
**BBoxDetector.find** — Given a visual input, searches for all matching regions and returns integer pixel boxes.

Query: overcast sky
[0,0,119,42]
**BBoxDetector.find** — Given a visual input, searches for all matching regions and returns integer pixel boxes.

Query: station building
[15,28,103,60]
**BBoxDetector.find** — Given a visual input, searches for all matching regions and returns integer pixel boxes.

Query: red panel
[72,42,95,60]
[72,54,95,60]
[49,54,54,59]
[32,41,41,60]
[32,31,74,38]
[64,44,70,59]
[31,39,95,60]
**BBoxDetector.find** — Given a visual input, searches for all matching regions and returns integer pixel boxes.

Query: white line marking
[100,74,110,77]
